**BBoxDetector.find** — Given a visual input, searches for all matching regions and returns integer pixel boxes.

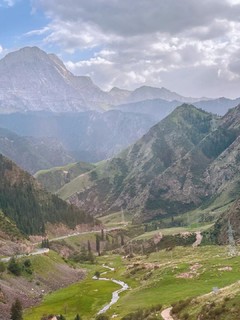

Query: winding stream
[93,264,129,315]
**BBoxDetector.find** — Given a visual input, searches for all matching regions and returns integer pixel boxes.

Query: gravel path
[192,231,203,247]
[0,248,49,262]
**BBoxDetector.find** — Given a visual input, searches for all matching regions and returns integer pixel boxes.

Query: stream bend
[93,264,129,315]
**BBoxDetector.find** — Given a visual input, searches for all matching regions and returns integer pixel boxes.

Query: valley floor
[23,244,240,320]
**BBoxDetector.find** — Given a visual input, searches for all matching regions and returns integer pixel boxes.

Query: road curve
[0,248,49,262]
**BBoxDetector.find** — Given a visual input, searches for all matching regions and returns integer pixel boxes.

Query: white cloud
[30,0,240,97]
[25,26,50,37]
[0,0,18,7]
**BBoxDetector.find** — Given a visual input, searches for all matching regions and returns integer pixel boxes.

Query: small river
[93,264,129,315]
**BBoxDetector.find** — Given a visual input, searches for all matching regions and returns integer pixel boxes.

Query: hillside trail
[93,264,129,315]
[0,248,49,262]
[161,307,174,320]
[192,231,203,247]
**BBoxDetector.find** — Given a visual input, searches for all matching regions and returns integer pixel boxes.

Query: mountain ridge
[0,46,213,114]
[57,104,219,217]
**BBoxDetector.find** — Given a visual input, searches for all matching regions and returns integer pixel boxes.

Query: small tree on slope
[10,298,23,320]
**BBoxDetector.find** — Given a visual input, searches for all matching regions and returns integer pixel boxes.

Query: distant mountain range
[0,127,74,173]
[0,110,155,163]
[54,103,240,227]
[1,46,238,117]
[0,46,239,170]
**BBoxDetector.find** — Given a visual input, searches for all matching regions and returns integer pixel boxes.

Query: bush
[10,298,23,320]
[0,261,6,273]
[95,315,109,320]
[7,258,21,276]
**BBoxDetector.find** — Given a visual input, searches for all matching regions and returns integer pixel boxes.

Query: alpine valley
[1,47,240,320]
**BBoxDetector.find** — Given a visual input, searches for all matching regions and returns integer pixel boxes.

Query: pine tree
[8,257,21,276]
[101,229,104,241]
[96,234,100,256]
[74,314,82,320]
[10,298,23,320]
[120,234,124,246]
[87,240,91,252]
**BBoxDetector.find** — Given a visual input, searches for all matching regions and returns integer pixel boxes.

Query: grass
[57,173,94,200]
[34,162,79,177]
[173,280,240,319]
[23,244,240,320]
[133,223,213,240]
[24,277,119,320]
[99,211,132,228]
[106,245,240,318]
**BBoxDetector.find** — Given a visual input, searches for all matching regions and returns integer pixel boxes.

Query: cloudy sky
[1,0,240,98]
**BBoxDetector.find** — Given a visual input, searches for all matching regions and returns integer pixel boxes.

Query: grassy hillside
[23,245,240,320]
[0,210,23,240]
[55,104,240,229]
[35,161,95,193]
[56,105,216,217]
[0,250,86,320]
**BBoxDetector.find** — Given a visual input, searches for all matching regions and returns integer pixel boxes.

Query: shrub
[7,258,21,276]
[10,298,23,320]
[95,315,109,320]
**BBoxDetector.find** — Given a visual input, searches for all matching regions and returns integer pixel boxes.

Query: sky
[1,0,240,98]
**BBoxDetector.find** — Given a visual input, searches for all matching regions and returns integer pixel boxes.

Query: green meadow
[23,244,240,320]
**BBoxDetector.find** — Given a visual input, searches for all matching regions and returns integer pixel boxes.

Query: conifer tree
[96,234,100,256]
[87,240,91,252]
[10,298,23,320]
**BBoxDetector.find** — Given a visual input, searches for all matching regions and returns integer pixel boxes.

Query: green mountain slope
[58,104,218,218]
[0,210,23,240]
[0,154,93,235]
[35,161,95,193]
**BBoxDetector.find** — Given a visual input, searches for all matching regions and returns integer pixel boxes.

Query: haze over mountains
[0,46,240,168]
[0,111,155,164]
[0,46,238,116]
